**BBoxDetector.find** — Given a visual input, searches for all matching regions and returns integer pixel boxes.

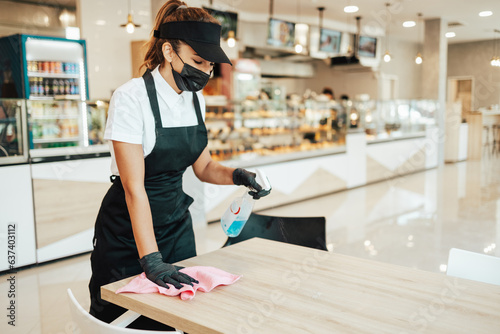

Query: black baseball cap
[154,21,232,65]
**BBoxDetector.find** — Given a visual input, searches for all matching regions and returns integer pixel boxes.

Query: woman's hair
[142,0,220,70]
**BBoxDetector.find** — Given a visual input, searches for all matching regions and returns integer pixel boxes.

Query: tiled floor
[1,155,499,333]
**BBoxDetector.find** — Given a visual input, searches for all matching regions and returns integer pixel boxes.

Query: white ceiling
[226,0,500,44]
[15,0,500,44]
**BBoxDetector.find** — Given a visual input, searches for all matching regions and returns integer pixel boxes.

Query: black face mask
[171,52,211,92]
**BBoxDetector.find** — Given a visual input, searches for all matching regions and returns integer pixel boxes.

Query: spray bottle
[221,169,271,237]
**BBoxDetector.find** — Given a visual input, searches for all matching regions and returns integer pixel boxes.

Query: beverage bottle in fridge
[39,78,45,96]
[53,79,59,95]
[64,79,70,95]
[220,169,271,237]
[43,78,49,96]
[30,78,36,95]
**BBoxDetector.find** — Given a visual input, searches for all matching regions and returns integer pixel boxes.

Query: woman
[89,0,270,329]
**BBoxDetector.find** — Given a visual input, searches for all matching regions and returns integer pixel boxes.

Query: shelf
[29,95,82,101]
[32,137,80,143]
[27,72,80,79]
[31,115,79,120]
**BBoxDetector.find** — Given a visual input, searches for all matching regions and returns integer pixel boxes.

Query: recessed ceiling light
[95,20,106,26]
[344,6,359,13]
[446,32,456,38]
[403,21,416,28]
[479,11,493,17]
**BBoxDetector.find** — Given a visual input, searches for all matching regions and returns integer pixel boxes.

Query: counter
[189,127,438,223]
[0,97,439,267]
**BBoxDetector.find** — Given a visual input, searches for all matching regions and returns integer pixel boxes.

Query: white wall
[379,38,423,99]
[78,0,152,100]
[448,39,500,110]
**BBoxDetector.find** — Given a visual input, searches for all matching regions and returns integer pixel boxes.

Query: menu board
[267,18,295,48]
[358,36,377,58]
[203,7,238,39]
[319,28,342,54]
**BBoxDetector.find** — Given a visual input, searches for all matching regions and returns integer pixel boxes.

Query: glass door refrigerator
[0,34,91,159]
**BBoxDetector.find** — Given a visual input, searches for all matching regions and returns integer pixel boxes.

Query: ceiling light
[344,6,359,13]
[294,43,303,53]
[491,30,500,67]
[403,21,416,28]
[59,9,75,28]
[227,30,236,48]
[125,20,135,34]
[415,13,423,65]
[446,32,456,38]
[120,0,141,34]
[415,52,423,64]
[383,51,392,62]
[479,11,493,17]
[383,3,392,63]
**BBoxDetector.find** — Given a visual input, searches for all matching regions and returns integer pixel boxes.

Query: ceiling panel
[223,0,500,43]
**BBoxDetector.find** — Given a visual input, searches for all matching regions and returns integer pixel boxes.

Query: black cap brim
[184,39,232,65]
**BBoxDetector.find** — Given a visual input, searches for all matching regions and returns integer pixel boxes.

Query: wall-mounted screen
[358,36,377,58]
[267,18,295,48]
[319,28,342,54]
[203,7,238,39]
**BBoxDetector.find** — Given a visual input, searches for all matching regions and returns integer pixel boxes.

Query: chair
[67,289,183,333]
[446,248,500,286]
[222,213,328,251]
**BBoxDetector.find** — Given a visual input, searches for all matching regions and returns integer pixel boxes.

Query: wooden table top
[101,238,500,334]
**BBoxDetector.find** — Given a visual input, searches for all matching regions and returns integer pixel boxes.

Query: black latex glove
[232,168,271,200]
[138,252,198,289]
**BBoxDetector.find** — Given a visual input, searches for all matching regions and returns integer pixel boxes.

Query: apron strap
[192,92,204,125]
[142,69,163,129]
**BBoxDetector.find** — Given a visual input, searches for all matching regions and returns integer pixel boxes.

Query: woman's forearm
[198,160,235,184]
[124,187,159,258]
[192,148,235,185]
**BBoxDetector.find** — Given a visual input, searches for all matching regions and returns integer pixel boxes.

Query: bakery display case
[354,99,438,142]
[86,100,108,146]
[205,97,348,162]
[0,99,29,165]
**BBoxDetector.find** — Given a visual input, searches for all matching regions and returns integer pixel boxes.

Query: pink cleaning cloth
[115,266,241,301]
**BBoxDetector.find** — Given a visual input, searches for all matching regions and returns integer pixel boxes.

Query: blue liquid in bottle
[221,194,254,237]
[225,220,247,237]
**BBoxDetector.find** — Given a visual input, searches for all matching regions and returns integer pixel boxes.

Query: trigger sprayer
[221,169,271,237]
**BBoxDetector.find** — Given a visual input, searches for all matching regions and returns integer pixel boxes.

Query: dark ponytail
[142,0,220,71]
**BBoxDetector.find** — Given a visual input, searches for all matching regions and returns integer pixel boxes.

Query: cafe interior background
[0,0,499,332]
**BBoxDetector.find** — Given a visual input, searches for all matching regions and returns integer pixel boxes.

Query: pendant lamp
[227,30,236,48]
[294,0,305,53]
[415,13,423,65]
[120,0,141,34]
[491,29,500,67]
[383,3,392,63]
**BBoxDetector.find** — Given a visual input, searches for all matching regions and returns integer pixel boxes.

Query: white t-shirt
[104,65,206,175]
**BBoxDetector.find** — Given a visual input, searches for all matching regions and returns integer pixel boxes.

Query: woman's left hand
[233,168,271,199]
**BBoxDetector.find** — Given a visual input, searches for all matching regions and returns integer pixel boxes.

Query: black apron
[89,69,208,325]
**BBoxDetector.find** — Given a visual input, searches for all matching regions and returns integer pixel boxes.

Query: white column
[422,18,448,166]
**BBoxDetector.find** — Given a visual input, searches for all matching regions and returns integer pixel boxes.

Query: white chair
[67,289,183,333]
[446,248,500,286]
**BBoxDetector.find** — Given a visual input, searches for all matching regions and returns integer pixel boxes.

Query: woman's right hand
[138,251,198,289]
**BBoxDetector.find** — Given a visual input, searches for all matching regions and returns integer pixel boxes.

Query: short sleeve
[104,87,144,144]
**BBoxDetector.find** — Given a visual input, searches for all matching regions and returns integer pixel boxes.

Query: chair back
[223,213,327,251]
[66,288,181,333]
[446,248,500,286]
